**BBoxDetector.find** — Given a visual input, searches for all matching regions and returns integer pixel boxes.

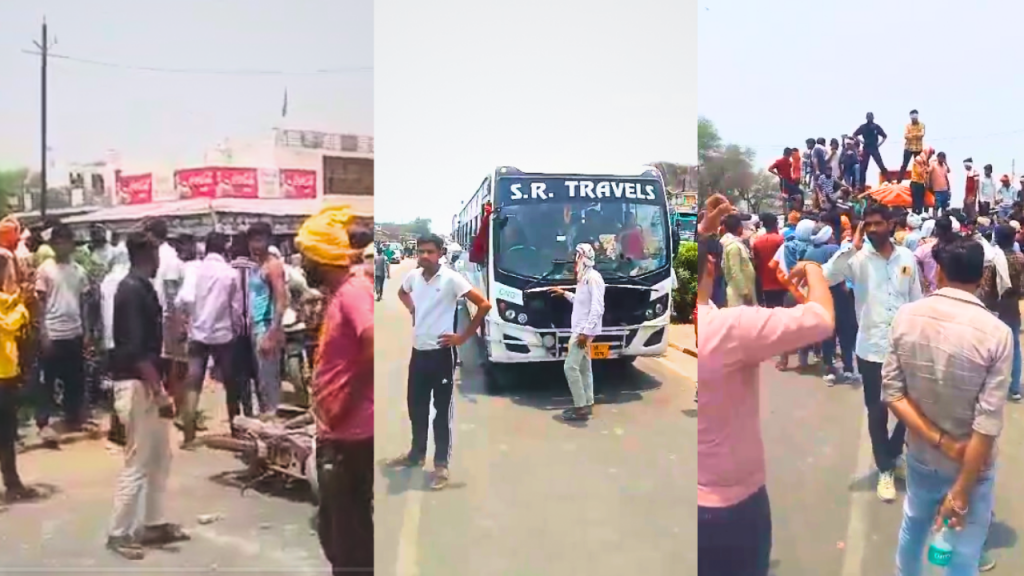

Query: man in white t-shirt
[387,234,492,490]
[34,224,89,442]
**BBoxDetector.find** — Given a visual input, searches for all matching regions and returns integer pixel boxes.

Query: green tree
[697,116,722,164]
[0,168,27,214]
[735,170,782,216]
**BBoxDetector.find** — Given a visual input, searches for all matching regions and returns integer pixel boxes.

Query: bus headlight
[645,309,654,320]
[542,334,556,347]
[504,309,516,321]
[655,303,664,315]
[517,312,528,324]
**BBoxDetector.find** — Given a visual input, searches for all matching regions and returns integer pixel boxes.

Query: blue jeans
[251,328,282,415]
[843,165,860,188]
[895,454,995,575]
[1006,317,1022,396]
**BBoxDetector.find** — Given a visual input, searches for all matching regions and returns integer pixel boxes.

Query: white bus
[452,165,677,372]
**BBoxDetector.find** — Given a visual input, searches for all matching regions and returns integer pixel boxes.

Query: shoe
[106,535,145,560]
[842,372,859,384]
[824,373,837,387]
[430,466,450,490]
[385,453,424,469]
[1010,392,1022,402]
[894,456,907,481]
[876,470,897,502]
[979,551,996,572]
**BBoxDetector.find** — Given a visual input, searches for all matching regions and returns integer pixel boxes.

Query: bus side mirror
[494,215,509,230]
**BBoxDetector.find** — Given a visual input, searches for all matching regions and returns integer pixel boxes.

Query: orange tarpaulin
[868,182,935,208]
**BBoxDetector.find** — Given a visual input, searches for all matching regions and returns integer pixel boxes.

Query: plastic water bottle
[926,521,953,573]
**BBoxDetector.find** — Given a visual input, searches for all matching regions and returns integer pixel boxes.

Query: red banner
[215,167,259,199]
[279,169,317,199]
[174,167,258,199]
[174,168,217,199]
[117,173,153,205]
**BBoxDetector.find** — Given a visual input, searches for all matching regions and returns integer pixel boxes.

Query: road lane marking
[840,410,873,576]
[395,488,424,576]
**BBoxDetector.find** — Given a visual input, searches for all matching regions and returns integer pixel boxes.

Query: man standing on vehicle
[388,234,492,490]
[854,112,889,189]
[549,243,605,421]
[373,247,389,302]
[295,206,374,575]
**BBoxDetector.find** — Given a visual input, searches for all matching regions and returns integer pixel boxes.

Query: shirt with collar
[823,240,923,363]
[176,253,242,345]
[979,176,997,202]
[401,265,473,350]
[882,287,1012,474]
[563,268,605,337]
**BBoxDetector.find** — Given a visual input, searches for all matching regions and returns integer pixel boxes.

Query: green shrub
[673,241,697,322]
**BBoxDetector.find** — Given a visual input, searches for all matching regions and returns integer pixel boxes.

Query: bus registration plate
[590,343,610,359]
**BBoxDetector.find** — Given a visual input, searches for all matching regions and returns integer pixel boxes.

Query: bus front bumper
[485,317,670,363]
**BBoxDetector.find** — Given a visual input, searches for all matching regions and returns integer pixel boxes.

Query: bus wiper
[523,259,571,291]
[599,269,645,286]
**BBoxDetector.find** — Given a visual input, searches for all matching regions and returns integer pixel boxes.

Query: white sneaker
[877,471,897,502]
[1010,392,1022,402]
[824,373,837,387]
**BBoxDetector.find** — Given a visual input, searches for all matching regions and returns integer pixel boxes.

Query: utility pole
[33,18,56,220]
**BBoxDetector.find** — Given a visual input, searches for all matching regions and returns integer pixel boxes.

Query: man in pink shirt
[295,209,374,575]
[697,198,836,576]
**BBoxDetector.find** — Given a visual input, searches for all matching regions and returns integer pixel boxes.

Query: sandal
[139,523,191,546]
[107,535,145,560]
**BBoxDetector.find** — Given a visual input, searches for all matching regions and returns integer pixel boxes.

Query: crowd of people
[764,109,1024,224]
[699,181,1019,573]
[0,209,374,573]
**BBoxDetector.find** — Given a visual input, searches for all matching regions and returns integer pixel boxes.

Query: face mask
[965,163,973,170]
[910,114,919,121]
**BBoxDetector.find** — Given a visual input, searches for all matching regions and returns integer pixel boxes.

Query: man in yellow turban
[294,206,374,574]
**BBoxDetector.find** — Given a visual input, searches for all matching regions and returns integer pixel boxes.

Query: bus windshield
[493,176,669,281]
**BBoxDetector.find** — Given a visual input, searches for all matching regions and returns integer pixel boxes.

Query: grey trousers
[563,340,595,408]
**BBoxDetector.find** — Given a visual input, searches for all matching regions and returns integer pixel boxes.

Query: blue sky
[698,0,1024,205]
[0,0,372,170]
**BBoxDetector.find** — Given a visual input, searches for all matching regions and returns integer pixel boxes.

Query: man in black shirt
[853,112,889,189]
[106,232,189,560]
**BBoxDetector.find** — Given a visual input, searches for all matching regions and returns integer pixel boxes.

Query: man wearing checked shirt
[823,204,923,502]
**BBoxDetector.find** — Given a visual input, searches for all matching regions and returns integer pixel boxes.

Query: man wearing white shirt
[549,243,606,421]
[387,234,492,490]
[978,164,997,217]
[174,232,242,447]
[823,205,923,502]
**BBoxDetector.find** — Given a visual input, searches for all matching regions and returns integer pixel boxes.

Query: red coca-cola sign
[117,173,153,205]
[174,167,258,199]
[174,168,217,199]
[215,167,258,198]
[279,169,317,199]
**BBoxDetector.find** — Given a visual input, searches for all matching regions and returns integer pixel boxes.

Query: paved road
[760,362,1023,575]
[0,437,328,574]
[375,259,695,576]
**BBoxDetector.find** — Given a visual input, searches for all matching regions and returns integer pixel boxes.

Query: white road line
[840,410,874,576]
[395,488,424,576]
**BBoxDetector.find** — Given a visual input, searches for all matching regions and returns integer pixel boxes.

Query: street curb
[668,341,698,358]
[683,347,698,358]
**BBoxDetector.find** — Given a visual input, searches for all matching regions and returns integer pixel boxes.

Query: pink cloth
[697,301,833,507]
[313,273,374,441]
